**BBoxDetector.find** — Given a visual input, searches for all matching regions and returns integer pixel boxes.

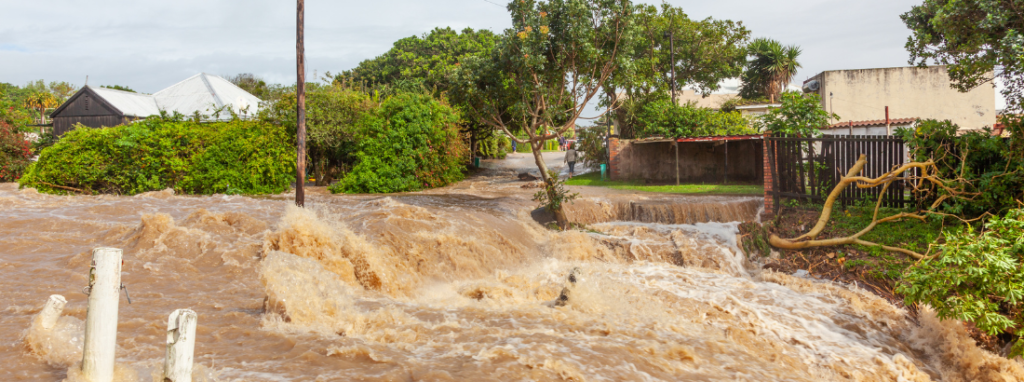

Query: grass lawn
[748,200,953,298]
[564,172,763,195]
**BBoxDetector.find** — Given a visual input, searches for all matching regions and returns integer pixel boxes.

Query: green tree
[902,0,1024,112]
[226,73,270,99]
[270,84,377,185]
[47,81,77,103]
[23,92,58,128]
[635,100,754,138]
[341,27,499,93]
[100,85,136,93]
[756,91,836,137]
[340,27,501,158]
[601,3,749,138]
[739,38,802,103]
[452,0,632,228]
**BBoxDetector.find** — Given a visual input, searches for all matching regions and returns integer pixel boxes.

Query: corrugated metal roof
[153,73,262,120]
[631,134,764,144]
[89,86,161,118]
[827,118,917,129]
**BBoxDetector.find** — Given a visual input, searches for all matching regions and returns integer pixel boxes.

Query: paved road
[480,151,587,178]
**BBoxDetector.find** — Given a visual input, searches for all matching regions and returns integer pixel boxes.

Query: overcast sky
[0,0,1007,112]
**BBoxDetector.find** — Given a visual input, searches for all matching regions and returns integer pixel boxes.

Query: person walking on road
[564,143,577,178]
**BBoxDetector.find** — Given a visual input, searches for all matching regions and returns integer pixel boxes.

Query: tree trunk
[531,141,569,229]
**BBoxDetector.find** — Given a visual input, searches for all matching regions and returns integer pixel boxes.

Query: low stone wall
[608,138,763,184]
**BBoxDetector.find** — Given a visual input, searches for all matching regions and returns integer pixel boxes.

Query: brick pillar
[762,133,774,220]
[608,137,622,180]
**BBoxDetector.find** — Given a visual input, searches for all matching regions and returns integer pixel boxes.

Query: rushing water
[1,171,1022,381]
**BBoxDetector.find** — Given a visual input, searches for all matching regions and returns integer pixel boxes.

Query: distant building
[50,73,261,137]
[821,118,917,136]
[734,103,781,118]
[802,66,995,131]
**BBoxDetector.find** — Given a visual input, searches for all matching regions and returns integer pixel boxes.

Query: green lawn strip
[792,202,946,281]
[564,172,763,195]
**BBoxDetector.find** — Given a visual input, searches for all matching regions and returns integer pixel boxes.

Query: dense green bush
[330,93,466,193]
[263,84,377,185]
[898,117,1024,218]
[635,100,755,138]
[19,119,295,195]
[756,91,837,137]
[476,133,511,159]
[899,208,1024,357]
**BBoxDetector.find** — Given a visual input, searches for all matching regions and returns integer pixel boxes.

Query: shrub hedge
[329,93,466,193]
[635,99,755,138]
[898,117,1024,218]
[19,119,295,195]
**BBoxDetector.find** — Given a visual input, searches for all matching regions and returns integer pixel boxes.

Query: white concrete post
[81,247,122,382]
[40,294,67,330]
[164,309,198,382]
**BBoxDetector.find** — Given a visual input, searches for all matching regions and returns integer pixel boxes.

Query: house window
[84,96,90,110]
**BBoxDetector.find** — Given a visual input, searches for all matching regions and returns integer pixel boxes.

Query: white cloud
[1,0,1007,111]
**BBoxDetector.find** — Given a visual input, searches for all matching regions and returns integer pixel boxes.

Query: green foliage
[899,208,1024,357]
[902,0,1024,112]
[719,97,770,113]
[897,118,1024,217]
[100,85,136,93]
[340,27,501,149]
[342,27,499,95]
[0,118,32,182]
[477,134,511,159]
[534,170,579,212]
[269,84,377,184]
[635,100,755,138]
[18,119,295,195]
[575,126,607,170]
[599,3,750,138]
[739,38,802,103]
[330,93,466,194]
[756,91,837,137]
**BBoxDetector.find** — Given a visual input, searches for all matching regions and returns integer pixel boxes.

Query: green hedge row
[19,119,295,195]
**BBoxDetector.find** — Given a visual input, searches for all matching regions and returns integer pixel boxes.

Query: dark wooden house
[49,74,263,138]
[49,86,160,137]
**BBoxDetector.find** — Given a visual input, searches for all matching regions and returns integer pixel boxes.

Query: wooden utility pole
[295,0,306,207]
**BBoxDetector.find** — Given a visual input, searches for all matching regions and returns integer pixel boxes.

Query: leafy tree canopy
[635,100,754,138]
[339,27,499,94]
[756,91,837,137]
[902,0,1024,112]
[602,3,749,138]
[100,85,136,93]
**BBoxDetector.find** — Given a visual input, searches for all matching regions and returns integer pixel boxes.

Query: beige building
[802,66,996,130]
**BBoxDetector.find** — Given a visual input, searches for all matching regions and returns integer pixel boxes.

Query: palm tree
[739,38,802,103]
[23,92,58,134]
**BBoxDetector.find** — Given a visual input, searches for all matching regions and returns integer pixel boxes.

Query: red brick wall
[762,133,775,220]
[608,137,622,180]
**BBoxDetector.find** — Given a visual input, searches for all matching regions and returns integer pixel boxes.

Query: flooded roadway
[1,163,1022,381]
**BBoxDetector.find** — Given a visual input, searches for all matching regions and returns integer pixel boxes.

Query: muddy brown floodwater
[2,170,1023,381]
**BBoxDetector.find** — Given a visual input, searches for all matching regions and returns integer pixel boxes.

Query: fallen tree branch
[37,182,86,194]
[770,154,945,260]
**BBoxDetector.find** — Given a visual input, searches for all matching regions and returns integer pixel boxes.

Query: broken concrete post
[82,247,122,382]
[39,294,67,330]
[164,309,198,382]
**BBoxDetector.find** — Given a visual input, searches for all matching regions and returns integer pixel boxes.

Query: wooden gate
[767,135,913,212]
